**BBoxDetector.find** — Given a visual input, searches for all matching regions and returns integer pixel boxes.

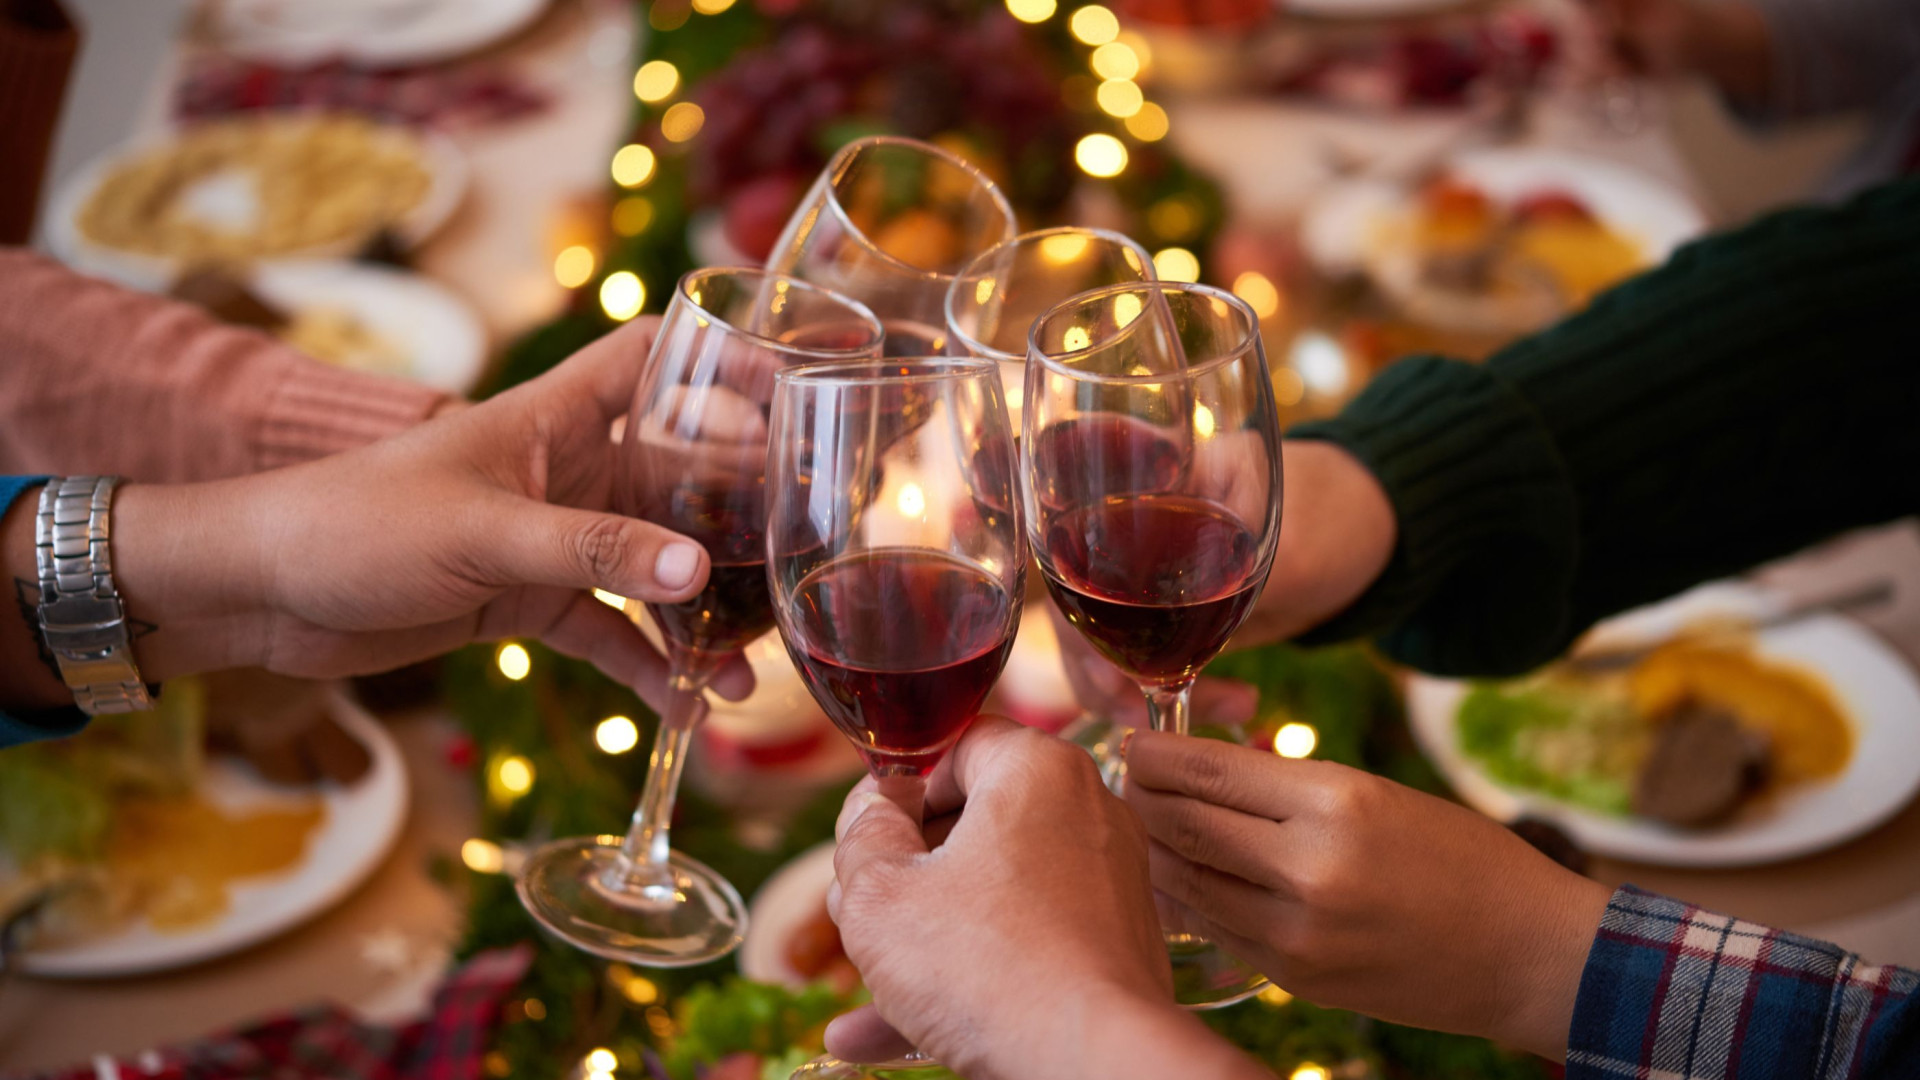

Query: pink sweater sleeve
[0,248,454,482]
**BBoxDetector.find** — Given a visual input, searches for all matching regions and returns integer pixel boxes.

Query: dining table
[6,1,1920,1071]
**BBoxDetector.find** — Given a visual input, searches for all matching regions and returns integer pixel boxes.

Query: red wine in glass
[641,484,775,663]
[1027,415,1184,512]
[783,549,1014,774]
[1041,494,1261,687]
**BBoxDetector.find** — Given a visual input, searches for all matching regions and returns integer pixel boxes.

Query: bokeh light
[1096,78,1144,118]
[612,196,654,237]
[1075,133,1128,178]
[495,755,534,795]
[1152,247,1200,283]
[1273,722,1318,759]
[632,60,680,103]
[1090,41,1140,81]
[1232,271,1283,319]
[1069,5,1119,44]
[1125,101,1170,142]
[661,102,705,142]
[554,245,596,289]
[611,143,656,187]
[595,715,641,755]
[496,642,531,680]
[460,838,505,873]
[600,272,646,321]
[1005,0,1057,22]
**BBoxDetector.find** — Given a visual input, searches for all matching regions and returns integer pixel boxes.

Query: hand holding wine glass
[1023,281,1284,1009]
[767,355,1025,1077]
[516,269,883,968]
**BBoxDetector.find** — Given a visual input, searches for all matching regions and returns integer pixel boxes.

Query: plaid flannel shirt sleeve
[1568,886,1920,1079]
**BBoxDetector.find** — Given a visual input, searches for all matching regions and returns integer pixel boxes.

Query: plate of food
[0,681,408,977]
[211,0,549,68]
[1407,584,1920,866]
[44,113,467,292]
[169,260,488,394]
[738,842,853,992]
[1302,148,1706,336]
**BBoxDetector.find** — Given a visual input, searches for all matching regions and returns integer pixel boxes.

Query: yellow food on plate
[1630,641,1853,783]
[78,115,431,262]
[104,794,326,933]
[1511,220,1644,307]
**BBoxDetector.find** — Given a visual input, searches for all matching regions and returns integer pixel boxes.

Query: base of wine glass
[791,1053,940,1079]
[1166,931,1271,1010]
[1062,715,1273,1010]
[516,836,748,967]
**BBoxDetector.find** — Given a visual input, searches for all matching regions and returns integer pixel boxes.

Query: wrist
[1488,868,1611,1061]
[110,479,274,681]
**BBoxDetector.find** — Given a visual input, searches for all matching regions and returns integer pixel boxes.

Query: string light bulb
[1075,133,1128,178]
[660,102,705,142]
[1069,5,1119,44]
[692,0,735,12]
[611,144,656,188]
[496,643,531,680]
[1125,101,1170,142]
[1090,41,1140,81]
[1005,0,1056,22]
[595,715,640,755]
[600,272,646,321]
[1152,247,1200,283]
[1232,271,1283,319]
[1273,722,1317,758]
[632,60,680,103]
[1095,78,1144,118]
[1290,1066,1329,1080]
[554,245,595,289]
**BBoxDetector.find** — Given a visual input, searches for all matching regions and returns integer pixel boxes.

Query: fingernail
[653,543,701,589]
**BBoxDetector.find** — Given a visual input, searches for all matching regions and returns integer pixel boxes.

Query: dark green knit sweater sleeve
[1292,176,1920,676]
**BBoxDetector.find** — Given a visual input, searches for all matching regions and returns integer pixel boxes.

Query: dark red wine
[784,549,1014,773]
[1029,416,1183,511]
[1042,494,1263,687]
[880,319,949,358]
[643,484,773,662]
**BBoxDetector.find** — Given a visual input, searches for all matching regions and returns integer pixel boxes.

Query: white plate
[16,691,410,977]
[214,0,550,68]
[738,842,838,989]
[1407,584,1920,867]
[44,119,468,293]
[253,260,488,394]
[1302,147,1706,284]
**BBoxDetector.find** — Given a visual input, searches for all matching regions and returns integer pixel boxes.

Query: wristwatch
[35,476,153,714]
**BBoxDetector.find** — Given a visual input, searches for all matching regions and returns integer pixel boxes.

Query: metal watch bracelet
[34,476,153,714]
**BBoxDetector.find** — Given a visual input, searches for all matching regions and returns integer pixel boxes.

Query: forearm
[0,250,450,482]
[1296,178,1920,675]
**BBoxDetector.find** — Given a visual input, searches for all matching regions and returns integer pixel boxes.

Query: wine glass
[516,268,884,967]
[766,135,1017,357]
[767,356,1024,1078]
[945,226,1154,431]
[1023,281,1283,1009]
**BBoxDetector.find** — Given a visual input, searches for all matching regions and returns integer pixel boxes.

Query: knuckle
[1184,745,1239,805]
[568,515,634,585]
[1163,803,1217,866]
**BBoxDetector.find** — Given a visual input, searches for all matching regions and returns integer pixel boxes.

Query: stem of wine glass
[602,667,710,895]
[1143,681,1194,738]
[873,769,928,828]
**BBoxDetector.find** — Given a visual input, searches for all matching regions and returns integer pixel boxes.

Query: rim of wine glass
[774,354,1001,387]
[1025,280,1261,386]
[676,266,886,357]
[943,226,1156,365]
[812,135,1018,284]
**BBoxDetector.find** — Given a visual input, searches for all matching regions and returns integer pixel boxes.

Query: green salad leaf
[1456,681,1643,815]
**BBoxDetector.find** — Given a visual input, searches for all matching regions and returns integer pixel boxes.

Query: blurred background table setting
[3,0,1918,1077]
